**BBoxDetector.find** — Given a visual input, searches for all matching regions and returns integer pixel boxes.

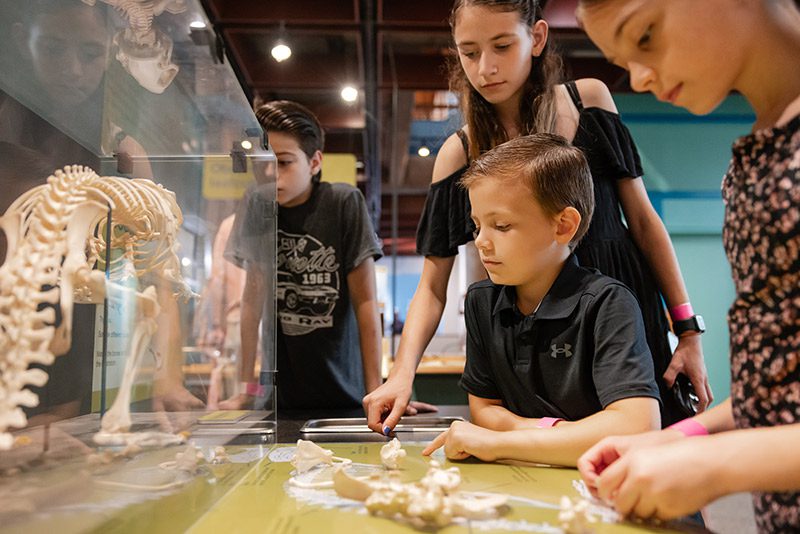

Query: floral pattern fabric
[722,114,800,533]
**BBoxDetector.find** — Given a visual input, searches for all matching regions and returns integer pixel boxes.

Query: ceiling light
[240,140,253,150]
[189,20,207,29]
[181,257,192,267]
[417,146,431,158]
[341,86,358,103]
[271,42,292,62]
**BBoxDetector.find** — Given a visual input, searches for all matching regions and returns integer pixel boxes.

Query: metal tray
[300,416,463,433]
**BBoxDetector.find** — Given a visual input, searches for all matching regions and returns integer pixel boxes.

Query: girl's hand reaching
[591,436,726,521]
[577,428,685,498]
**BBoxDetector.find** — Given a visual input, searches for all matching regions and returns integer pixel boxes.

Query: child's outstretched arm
[218,264,264,410]
[362,255,453,435]
[422,396,659,466]
[617,178,711,409]
[578,78,712,411]
[578,397,735,497]
[363,133,466,434]
[347,257,382,394]
[469,394,546,431]
[584,419,800,521]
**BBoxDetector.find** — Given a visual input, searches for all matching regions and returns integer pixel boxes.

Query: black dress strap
[455,129,470,161]
[565,81,584,111]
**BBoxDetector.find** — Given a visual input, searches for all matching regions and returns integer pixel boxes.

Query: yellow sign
[202,153,357,199]
[202,156,253,200]
[321,153,357,186]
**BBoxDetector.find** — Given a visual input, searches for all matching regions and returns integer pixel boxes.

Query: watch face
[674,314,705,335]
[695,315,706,332]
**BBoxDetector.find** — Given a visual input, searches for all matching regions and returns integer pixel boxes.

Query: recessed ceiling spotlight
[240,140,253,150]
[417,146,431,157]
[190,20,207,29]
[341,85,358,103]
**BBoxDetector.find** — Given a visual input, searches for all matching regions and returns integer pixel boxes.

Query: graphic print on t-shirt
[277,230,340,335]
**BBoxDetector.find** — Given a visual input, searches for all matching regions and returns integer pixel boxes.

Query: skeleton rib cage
[0,165,187,450]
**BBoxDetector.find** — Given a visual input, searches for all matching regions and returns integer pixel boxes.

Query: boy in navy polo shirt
[423,134,661,467]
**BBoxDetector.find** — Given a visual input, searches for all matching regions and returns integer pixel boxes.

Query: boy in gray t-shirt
[224,100,382,409]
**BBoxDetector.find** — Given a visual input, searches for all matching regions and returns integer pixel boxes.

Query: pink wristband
[536,417,564,428]
[669,302,694,322]
[668,418,708,437]
[243,381,264,397]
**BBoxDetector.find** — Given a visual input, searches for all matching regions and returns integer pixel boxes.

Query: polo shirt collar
[492,254,585,320]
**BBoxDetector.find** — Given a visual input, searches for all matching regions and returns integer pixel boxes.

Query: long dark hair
[449,0,563,161]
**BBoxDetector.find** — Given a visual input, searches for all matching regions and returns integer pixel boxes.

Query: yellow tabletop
[2,437,703,533]
[189,442,699,534]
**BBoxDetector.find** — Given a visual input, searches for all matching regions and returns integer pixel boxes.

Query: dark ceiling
[202,0,627,253]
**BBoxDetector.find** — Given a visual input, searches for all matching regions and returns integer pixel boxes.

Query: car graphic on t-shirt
[277,281,338,315]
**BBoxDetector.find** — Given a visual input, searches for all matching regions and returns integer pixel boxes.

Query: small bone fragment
[290,439,351,473]
[380,437,407,470]
[559,496,598,534]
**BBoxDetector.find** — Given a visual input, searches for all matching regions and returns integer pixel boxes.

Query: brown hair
[254,100,325,183]
[460,133,594,248]
[448,0,563,161]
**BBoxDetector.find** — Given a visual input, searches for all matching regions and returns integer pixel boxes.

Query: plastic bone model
[290,439,352,475]
[333,460,508,528]
[380,437,406,470]
[558,496,598,534]
[0,165,188,450]
[81,0,186,94]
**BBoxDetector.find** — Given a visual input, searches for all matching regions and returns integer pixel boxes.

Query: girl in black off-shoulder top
[362,0,710,435]
[416,81,699,427]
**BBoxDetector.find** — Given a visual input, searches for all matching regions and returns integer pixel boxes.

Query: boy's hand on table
[421,421,499,462]
[591,436,722,521]
[218,392,255,410]
[153,386,204,412]
[577,429,685,498]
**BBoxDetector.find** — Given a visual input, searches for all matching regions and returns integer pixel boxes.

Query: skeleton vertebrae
[0,165,186,450]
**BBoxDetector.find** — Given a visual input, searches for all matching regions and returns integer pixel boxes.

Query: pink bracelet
[242,381,264,397]
[668,418,708,437]
[536,417,564,428]
[669,302,694,322]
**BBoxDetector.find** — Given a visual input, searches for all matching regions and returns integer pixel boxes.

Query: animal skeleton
[333,460,508,528]
[0,165,188,450]
[81,0,186,94]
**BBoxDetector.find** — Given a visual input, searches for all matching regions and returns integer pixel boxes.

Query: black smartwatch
[672,314,706,336]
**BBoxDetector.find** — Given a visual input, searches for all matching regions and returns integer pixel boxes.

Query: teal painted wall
[616,93,754,405]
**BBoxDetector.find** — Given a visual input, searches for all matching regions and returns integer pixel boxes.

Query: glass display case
[0,0,277,528]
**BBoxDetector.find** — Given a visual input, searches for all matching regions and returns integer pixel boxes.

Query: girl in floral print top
[573,1,800,532]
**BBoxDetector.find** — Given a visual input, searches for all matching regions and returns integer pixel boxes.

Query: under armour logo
[550,343,573,358]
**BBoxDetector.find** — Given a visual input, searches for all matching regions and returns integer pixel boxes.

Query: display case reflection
[0,0,276,461]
